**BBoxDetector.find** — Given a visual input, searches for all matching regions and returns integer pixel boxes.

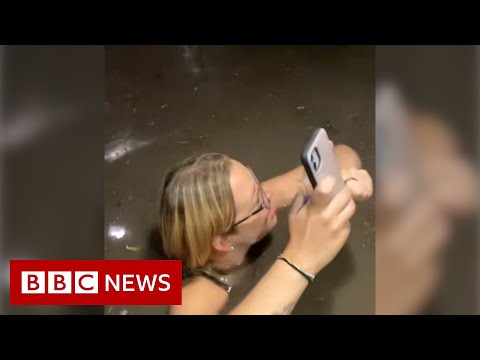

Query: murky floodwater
[104,45,375,315]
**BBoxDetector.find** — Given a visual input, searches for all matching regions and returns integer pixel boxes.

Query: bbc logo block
[21,271,99,294]
[10,260,182,305]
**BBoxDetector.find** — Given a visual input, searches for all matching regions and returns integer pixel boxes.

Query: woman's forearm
[334,144,362,171]
[263,145,362,209]
[228,256,309,315]
[262,166,310,209]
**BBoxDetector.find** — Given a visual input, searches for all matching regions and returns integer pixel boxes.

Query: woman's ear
[212,235,232,253]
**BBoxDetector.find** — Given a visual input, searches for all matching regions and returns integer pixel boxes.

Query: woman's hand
[284,177,356,275]
[331,142,373,202]
[341,168,373,202]
[298,165,373,203]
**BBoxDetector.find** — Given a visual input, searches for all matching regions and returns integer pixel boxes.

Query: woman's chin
[260,214,277,239]
[269,212,278,228]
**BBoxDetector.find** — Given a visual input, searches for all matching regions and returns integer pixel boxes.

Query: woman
[158,143,373,314]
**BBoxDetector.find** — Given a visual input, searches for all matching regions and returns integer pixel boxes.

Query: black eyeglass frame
[232,167,270,227]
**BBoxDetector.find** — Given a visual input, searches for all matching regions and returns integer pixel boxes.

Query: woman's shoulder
[170,275,229,315]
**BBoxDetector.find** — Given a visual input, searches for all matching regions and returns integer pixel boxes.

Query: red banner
[9,260,182,305]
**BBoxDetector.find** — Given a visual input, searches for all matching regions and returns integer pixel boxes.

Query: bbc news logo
[20,272,171,294]
[10,260,182,305]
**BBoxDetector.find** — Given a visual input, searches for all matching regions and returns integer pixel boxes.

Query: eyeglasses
[232,167,270,227]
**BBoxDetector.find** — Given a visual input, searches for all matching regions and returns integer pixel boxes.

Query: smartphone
[376,82,420,210]
[376,82,416,185]
[301,128,344,197]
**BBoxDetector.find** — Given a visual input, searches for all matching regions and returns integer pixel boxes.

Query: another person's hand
[412,113,479,217]
[419,154,478,217]
[284,177,356,276]
[342,168,373,202]
[376,195,451,315]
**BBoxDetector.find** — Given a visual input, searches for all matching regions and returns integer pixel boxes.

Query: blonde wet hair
[159,153,236,270]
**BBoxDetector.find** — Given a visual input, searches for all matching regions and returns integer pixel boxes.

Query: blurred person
[158,143,373,315]
[376,100,478,314]
[410,113,478,217]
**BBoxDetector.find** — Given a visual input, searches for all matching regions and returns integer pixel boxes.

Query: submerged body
[159,144,373,315]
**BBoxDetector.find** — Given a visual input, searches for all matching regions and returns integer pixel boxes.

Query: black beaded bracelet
[277,254,315,283]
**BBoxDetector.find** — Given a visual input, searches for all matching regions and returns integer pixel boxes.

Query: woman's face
[227,159,278,246]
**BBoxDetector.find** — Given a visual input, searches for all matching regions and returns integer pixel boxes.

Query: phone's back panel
[302,128,344,196]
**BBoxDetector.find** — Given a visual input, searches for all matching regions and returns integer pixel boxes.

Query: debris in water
[179,141,189,144]
[161,104,168,109]
[245,117,248,122]
[115,200,122,207]
[132,107,137,114]
[194,86,199,92]
[234,73,239,76]
[149,122,154,126]
[296,105,306,110]
[269,93,272,96]
[211,114,216,118]
[128,195,133,200]
[126,245,141,252]
[325,121,333,130]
